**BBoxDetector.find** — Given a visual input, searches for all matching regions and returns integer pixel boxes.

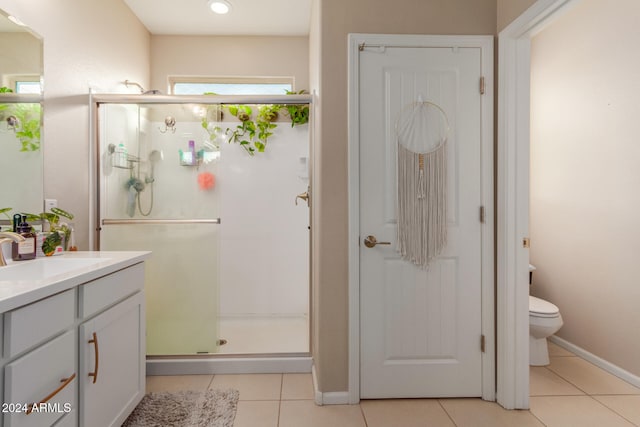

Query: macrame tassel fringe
[397,141,447,269]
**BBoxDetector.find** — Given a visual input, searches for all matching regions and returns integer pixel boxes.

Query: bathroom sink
[0,257,109,282]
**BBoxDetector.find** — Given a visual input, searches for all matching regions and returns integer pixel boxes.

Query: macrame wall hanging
[395,97,450,269]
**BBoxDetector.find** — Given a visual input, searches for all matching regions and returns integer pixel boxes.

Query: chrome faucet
[0,232,25,266]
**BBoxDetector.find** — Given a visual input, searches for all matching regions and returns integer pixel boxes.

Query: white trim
[549,336,640,389]
[312,364,350,406]
[497,0,580,410]
[348,33,495,405]
[347,33,362,406]
[146,356,312,376]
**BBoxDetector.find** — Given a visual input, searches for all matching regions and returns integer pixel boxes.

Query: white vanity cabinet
[78,264,145,427]
[0,253,148,427]
[2,290,77,427]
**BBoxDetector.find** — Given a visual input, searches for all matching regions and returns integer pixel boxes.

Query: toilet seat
[529,295,560,318]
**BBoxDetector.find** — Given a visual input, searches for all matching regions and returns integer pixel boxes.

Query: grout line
[589,394,637,426]
[526,400,549,427]
[586,395,639,427]
[279,373,284,400]
[277,400,282,427]
[529,366,587,396]
[437,399,459,427]
[277,373,284,426]
[544,359,590,396]
[359,402,369,427]
[550,336,640,390]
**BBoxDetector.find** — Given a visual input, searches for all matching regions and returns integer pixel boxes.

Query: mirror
[0,10,43,222]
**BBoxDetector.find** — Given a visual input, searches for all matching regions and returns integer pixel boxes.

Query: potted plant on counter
[26,207,74,256]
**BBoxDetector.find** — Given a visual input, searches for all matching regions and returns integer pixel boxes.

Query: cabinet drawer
[4,289,75,358]
[79,263,144,319]
[4,330,76,427]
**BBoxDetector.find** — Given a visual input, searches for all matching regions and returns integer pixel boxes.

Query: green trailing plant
[200,90,310,156]
[0,208,12,220]
[0,101,42,152]
[283,90,310,127]
[227,105,259,155]
[11,103,41,151]
[0,207,12,231]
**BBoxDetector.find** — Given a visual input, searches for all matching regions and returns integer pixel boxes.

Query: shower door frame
[90,92,312,249]
[89,93,314,370]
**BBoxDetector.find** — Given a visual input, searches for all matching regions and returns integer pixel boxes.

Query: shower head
[146,150,163,183]
[149,149,162,163]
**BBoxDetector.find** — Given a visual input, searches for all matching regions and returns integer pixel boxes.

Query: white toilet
[529,265,563,366]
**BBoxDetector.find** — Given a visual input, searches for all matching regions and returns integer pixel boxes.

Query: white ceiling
[123,0,312,36]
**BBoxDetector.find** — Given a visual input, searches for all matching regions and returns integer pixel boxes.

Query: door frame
[496,0,579,409]
[347,33,495,404]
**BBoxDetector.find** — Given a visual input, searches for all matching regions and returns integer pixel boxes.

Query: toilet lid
[529,296,559,316]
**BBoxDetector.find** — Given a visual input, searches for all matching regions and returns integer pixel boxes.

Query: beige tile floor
[145,342,640,426]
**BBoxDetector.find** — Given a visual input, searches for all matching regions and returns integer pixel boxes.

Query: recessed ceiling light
[208,0,232,14]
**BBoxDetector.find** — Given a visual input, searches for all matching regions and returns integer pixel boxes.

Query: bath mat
[122,389,239,427]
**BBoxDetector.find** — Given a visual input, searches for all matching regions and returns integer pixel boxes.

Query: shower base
[146,315,311,376]
[217,314,309,354]
[146,355,312,376]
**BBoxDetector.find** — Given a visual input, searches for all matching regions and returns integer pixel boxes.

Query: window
[15,81,41,94]
[170,76,293,95]
[5,75,42,94]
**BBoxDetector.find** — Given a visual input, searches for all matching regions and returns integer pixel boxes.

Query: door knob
[363,235,391,248]
[295,191,309,206]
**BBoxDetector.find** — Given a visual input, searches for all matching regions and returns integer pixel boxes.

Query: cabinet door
[79,292,145,427]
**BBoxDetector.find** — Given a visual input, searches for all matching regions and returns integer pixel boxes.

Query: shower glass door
[98,103,221,355]
[96,96,311,357]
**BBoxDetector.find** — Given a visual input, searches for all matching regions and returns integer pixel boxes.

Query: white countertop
[0,251,151,313]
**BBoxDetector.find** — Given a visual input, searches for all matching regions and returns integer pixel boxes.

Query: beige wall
[497,0,537,32]
[5,0,604,396]
[150,36,308,93]
[314,0,496,393]
[0,0,150,249]
[0,32,41,84]
[530,0,640,377]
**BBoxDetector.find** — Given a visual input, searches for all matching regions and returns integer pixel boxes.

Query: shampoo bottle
[68,227,78,251]
[12,215,37,261]
[114,142,128,168]
[189,140,196,165]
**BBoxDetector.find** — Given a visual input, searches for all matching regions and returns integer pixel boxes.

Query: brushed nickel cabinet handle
[88,332,99,384]
[26,373,76,415]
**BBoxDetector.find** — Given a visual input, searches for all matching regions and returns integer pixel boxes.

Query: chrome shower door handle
[363,235,391,248]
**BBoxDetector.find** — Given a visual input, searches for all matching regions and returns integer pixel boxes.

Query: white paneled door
[358,42,486,398]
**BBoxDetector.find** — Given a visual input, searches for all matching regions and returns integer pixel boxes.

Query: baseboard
[147,356,312,376]
[311,364,351,405]
[549,336,640,388]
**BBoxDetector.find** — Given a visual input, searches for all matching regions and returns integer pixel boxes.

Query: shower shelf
[111,154,140,169]
[107,143,140,169]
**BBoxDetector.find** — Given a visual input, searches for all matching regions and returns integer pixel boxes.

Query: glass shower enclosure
[92,94,311,359]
